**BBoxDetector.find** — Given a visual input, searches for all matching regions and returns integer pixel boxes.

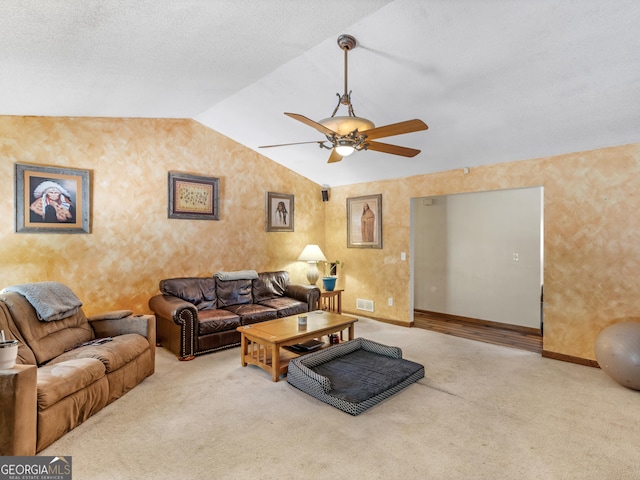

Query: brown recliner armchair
[0,282,155,455]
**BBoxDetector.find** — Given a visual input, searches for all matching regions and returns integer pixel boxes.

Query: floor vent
[356,298,374,312]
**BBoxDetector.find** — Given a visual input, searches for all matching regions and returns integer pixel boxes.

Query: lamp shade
[298,245,327,285]
[297,244,327,263]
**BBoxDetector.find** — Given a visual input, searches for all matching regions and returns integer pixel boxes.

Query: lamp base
[306,262,320,285]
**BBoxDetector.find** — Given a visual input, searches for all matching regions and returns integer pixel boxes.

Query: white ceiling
[2,1,640,187]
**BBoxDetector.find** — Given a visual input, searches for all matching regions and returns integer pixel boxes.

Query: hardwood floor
[414,310,543,354]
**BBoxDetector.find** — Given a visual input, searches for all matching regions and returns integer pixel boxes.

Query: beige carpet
[40,317,640,479]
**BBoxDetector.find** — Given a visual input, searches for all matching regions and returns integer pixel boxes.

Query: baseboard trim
[414,309,541,336]
[542,350,600,368]
[348,309,598,367]
[341,310,413,328]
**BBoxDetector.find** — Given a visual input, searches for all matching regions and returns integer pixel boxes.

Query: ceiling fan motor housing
[319,116,375,135]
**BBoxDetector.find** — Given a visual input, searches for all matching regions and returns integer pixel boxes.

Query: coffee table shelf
[237,311,357,382]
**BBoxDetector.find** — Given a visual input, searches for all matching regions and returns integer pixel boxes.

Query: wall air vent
[356,298,374,312]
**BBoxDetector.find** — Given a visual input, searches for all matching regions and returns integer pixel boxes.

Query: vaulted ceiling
[3,1,640,187]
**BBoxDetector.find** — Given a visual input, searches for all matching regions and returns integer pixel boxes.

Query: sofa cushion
[37,358,106,409]
[258,297,307,317]
[216,278,253,307]
[0,292,93,365]
[48,334,150,374]
[197,309,241,335]
[160,277,217,311]
[252,271,289,303]
[223,304,277,325]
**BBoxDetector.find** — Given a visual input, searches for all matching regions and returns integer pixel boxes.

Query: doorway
[410,187,543,349]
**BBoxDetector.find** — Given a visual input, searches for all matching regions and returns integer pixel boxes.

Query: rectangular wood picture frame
[266,192,294,232]
[168,172,219,220]
[15,163,90,234]
[347,193,382,248]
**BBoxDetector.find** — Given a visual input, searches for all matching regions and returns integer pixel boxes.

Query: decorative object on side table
[0,330,19,369]
[321,260,343,291]
[297,244,327,285]
[322,277,337,291]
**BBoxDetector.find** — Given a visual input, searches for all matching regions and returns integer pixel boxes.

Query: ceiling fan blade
[366,141,421,157]
[258,140,324,148]
[285,112,337,136]
[327,149,344,163]
[361,119,428,140]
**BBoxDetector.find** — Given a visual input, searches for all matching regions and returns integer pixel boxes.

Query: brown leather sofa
[149,270,320,360]
[0,285,155,455]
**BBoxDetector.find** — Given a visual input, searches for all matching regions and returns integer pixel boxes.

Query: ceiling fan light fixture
[335,138,356,156]
[335,144,355,156]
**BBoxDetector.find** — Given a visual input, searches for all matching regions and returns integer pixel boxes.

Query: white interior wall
[413,187,542,329]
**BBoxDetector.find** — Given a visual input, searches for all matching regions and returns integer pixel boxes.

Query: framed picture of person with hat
[15,163,90,233]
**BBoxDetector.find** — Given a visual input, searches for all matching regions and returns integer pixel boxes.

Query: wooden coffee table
[237,311,357,382]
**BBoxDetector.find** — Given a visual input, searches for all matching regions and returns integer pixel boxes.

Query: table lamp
[297,244,327,285]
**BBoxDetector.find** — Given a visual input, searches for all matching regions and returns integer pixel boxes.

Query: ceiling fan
[259,34,428,164]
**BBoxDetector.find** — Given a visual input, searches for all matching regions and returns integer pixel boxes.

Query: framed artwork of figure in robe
[346,194,382,248]
[266,192,294,232]
[15,163,90,234]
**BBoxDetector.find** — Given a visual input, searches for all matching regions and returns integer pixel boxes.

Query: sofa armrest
[87,310,133,322]
[148,295,197,326]
[285,284,321,311]
[149,294,200,360]
[88,313,155,341]
[0,365,37,455]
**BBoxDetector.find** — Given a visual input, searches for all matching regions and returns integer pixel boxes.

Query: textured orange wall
[0,116,324,316]
[2,115,639,361]
[326,143,640,361]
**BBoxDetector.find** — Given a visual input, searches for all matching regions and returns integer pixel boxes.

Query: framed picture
[168,172,219,220]
[347,194,382,248]
[266,192,294,232]
[15,163,90,234]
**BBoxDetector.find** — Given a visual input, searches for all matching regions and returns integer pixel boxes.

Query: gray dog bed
[287,337,424,415]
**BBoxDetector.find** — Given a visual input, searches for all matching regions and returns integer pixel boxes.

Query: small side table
[320,289,343,314]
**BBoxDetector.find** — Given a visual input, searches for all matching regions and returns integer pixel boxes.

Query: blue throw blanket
[2,282,83,322]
